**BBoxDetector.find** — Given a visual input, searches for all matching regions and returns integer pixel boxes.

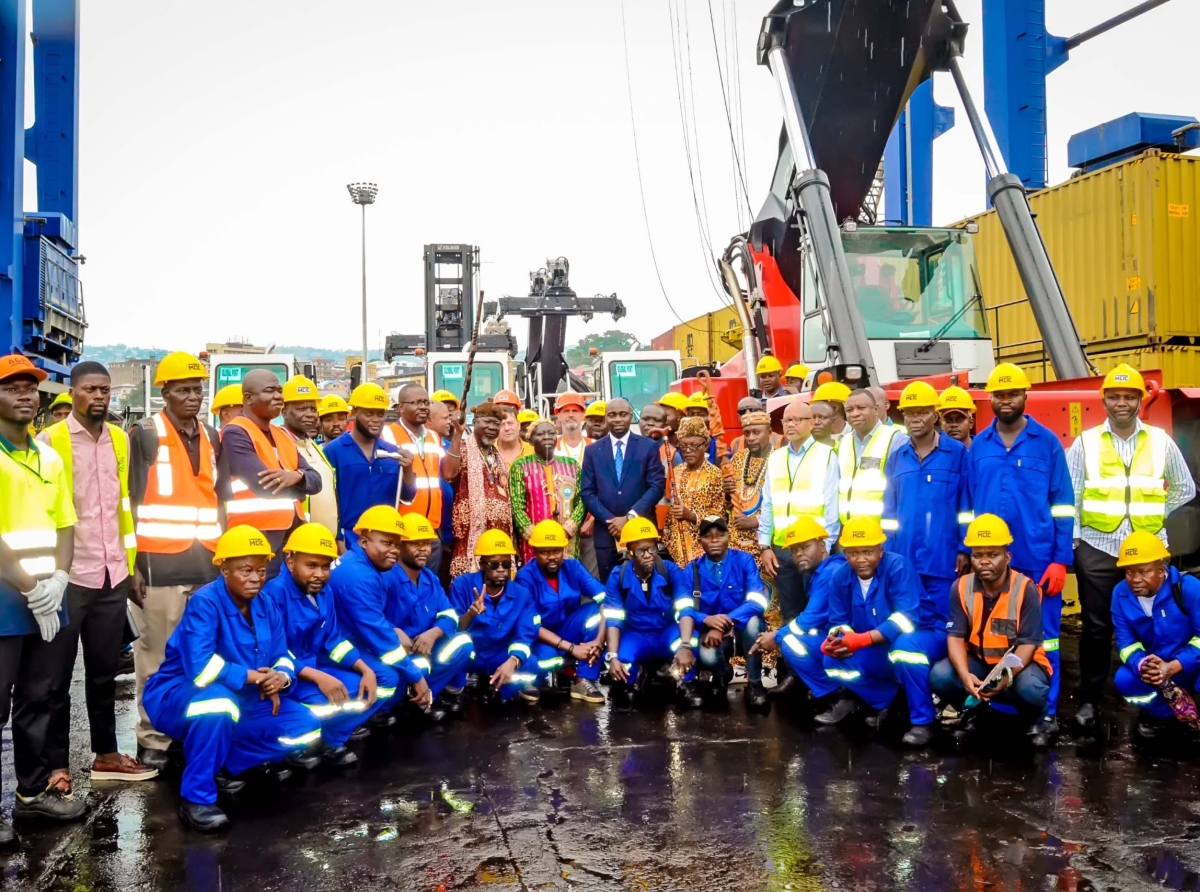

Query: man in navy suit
[581,399,666,581]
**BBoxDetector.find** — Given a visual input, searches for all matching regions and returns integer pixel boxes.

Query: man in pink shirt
[38,362,156,786]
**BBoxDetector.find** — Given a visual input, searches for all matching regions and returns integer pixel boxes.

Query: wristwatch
[603,652,618,663]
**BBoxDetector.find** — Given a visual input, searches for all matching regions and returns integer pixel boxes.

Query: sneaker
[178,800,230,833]
[13,785,87,822]
[570,678,605,704]
[90,753,159,782]
[814,695,859,726]
[518,686,541,704]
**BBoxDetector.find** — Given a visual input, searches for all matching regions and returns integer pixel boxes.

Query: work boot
[349,725,371,743]
[284,750,321,772]
[0,818,16,850]
[814,695,859,726]
[116,646,135,678]
[678,682,704,710]
[608,681,634,709]
[1028,723,1052,750]
[215,770,245,796]
[570,678,605,704]
[369,711,396,730]
[864,707,889,730]
[438,687,464,716]
[136,746,171,773]
[12,784,88,822]
[178,801,231,833]
[322,746,358,768]
[268,765,294,784]
[1037,715,1060,740]
[745,682,769,713]
[1136,714,1162,741]
[902,724,934,748]
[422,704,448,724]
[1073,702,1099,731]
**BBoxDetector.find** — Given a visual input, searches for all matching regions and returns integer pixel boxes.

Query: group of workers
[1,344,1197,840]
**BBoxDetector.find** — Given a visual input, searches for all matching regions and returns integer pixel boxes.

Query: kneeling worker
[681,515,769,709]
[143,526,324,833]
[450,529,541,702]
[261,522,399,762]
[387,515,474,715]
[603,519,702,709]
[328,506,434,717]
[928,514,1053,746]
[1111,531,1200,740]
[518,520,608,704]
[819,517,945,747]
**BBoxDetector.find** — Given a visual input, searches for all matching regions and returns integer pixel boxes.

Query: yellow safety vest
[766,441,834,546]
[45,420,137,575]
[0,439,66,580]
[837,425,900,523]
[1080,424,1168,534]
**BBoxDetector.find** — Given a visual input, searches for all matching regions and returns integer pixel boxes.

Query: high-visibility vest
[956,571,1053,676]
[730,432,784,455]
[280,426,337,528]
[1080,423,1169,534]
[382,422,443,523]
[766,441,834,546]
[554,435,592,464]
[837,425,900,522]
[44,420,137,575]
[0,438,67,579]
[135,413,221,554]
[224,417,306,531]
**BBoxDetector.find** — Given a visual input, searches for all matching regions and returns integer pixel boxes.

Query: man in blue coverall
[967,363,1075,738]
[327,505,434,719]
[882,381,972,615]
[603,518,703,710]
[679,515,770,710]
[1110,531,1200,740]
[818,517,945,747]
[750,516,847,711]
[449,529,541,703]
[143,525,324,833]
[260,522,399,762]
[518,519,609,705]
[387,514,473,716]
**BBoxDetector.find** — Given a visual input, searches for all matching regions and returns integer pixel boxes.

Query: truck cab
[425,351,512,411]
[591,351,681,421]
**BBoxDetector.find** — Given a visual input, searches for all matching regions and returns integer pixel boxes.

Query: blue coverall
[321,433,415,544]
[517,559,607,681]
[259,570,399,746]
[967,415,1075,716]
[882,433,972,618]
[678,548,768,684]
[142,577,323,807]
[449,572,542,700]
[772,554,847,699]
[823,552,947,726]
[386,566,473,698]
[603,559,696,684]
[1112,568,1200,719]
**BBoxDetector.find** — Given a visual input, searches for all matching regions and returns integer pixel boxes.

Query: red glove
[820,636,841,656]
[839,631,875,653]
[1039,563,1067,597]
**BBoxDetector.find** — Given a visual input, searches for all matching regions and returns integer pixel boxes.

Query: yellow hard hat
[657,392,689,412]
[838,517,887,549]
[785,363,810,380]
[1101,363,1146,396]
[212,524,275,566]
[985,363,1031,393]
[517,409,540,424]
[898,381,939,410]
[937,386,976,414]
[756,355,784,375]
[210,383,243,413]
[619,517,661,548]
[399,514,439,543]
[283,522,339,559]
[430,389,460,408]
[317,394,349,417]
[353,504,404,536]
[348,382,388,410]
[154,352,207,386]
[783,516,829,548]
[811,381,851,404]
[685,391,710,410]
[963,513,1014,548]
[474,529,516,557]
[1116,531,1170,568]
[585,400,607,418]
[282,375,319,404]
[50,392,72,409]
[528,520,569,549]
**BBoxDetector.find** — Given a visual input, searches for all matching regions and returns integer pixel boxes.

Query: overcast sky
[72,0,1197,355]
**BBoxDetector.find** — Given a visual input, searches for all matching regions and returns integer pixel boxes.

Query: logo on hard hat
[999,375,1012,384]
[249,537,266,547]
[544,532,559,541]
[1127,547,1139,557]
[977,530,991,539]
[188,362,204,373]
[297,385,313,394]
[1114,374,1130,383]
[320,538,334,550]
[851,530,865,540]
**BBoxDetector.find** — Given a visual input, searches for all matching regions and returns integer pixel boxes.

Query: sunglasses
[737,405,760,415]
[483,560,513,571]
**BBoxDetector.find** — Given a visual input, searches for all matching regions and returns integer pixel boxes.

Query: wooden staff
[458,289,486,410]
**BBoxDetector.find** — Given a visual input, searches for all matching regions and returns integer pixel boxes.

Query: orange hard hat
[554,391,586,413]
[492,389,521,409]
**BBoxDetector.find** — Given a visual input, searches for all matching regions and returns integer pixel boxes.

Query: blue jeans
[929,654,1050,721]
[1016,564,1061,718]
[697,615,763,684]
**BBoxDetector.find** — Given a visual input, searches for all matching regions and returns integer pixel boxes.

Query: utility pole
[347,182,378,382]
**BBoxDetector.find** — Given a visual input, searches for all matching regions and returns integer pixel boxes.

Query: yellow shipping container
[966,149,1200,386]
[655,306,744,369]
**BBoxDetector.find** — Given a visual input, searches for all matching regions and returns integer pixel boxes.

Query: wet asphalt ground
[4,619,1200,891]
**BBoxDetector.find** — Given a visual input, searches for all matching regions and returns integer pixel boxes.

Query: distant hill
[82,344,384,365]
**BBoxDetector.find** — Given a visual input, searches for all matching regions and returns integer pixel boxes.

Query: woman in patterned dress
[449,403,514,576]
[663,417,726,565]
[509,420,585,564]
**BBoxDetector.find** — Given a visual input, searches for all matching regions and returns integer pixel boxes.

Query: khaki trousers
[131,585,191,751]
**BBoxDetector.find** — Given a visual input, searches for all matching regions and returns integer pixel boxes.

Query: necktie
[614,440,624,481]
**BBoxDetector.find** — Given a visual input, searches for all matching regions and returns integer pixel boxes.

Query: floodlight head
[347,182,379,205]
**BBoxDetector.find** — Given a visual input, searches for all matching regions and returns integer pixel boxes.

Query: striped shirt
[1066,419,1196,557]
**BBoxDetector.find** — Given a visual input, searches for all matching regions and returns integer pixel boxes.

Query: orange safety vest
[134,413,221,554]
[383,422,443,524]
[224,417,306,531]
[956,571,1053,676]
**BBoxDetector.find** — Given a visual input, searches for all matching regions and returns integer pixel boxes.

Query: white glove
[22,580,55,615]
[32,570,68,617]
[34,608,60,643]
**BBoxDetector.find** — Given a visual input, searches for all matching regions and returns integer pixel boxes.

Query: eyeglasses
[678,442,706,452]
[631,546,657,558]
[483,559,513,571]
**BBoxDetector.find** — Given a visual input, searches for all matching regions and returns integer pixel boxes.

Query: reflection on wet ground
[3,631,1200,891]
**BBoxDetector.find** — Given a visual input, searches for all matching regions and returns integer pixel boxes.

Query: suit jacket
[581,433,666,550]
